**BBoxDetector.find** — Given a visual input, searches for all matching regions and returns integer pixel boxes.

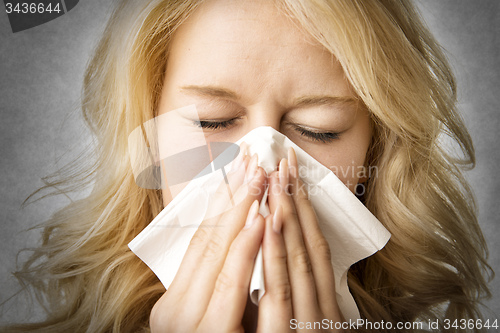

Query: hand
[150,152,268,333]
[258,148,345,333]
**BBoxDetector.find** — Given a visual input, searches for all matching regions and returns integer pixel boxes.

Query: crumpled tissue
[128,126,391,321]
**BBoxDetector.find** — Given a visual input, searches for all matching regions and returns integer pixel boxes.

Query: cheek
[304,119,372,193]
[307,148,368,192]
[325,154,368,192]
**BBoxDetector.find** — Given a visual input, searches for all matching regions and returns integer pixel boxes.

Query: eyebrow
[180,85,240,100]
[180,84,358,108]
[292,95,358,108]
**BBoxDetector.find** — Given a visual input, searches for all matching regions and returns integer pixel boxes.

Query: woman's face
[157,0,372,204]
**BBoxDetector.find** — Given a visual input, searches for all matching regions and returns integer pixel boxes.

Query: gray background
[0,0,498,324]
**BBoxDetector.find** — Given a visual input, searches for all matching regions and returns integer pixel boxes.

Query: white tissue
[128,126,391,321]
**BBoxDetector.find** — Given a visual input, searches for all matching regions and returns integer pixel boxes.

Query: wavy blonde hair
[5,0,491,332]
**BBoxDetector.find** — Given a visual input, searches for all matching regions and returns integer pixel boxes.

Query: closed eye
[194,118,238,130]
[294,125,340,143]
[194,118,340,143]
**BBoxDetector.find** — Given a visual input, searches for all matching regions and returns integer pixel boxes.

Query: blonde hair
[5,0,491,332]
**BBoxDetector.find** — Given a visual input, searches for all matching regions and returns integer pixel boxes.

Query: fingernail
[288,147,298,178]
[245,154,258,183]
[273,204,283,233]
[245,200,260,229]
[279,158,289,191]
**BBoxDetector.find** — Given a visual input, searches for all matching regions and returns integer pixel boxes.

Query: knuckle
[189,227,211,249]
[311,236,332,263]
[271,281,292,303]
[214,270,238,294]
[273,248,288,264]
[269,253,292,302]
[290,247,312,275]
[282,204,299,221]
[294,190,311,208]
[202,233,226,262]
[289,208,300,221]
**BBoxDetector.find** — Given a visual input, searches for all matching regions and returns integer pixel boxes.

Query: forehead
[169,0,337,66]
[165,0,350,103]
[176,0,311,43]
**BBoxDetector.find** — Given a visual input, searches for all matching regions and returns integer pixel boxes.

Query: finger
[204,143,251,220]
[258,207,294,333]
[267,159,319,320]
[168,153,250,294]
[288,148,339,316]
[201,200,265,331]
[181,156,268,318]
[150,194,263,333]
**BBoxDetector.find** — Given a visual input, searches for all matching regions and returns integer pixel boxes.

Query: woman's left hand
[257,148,345,333]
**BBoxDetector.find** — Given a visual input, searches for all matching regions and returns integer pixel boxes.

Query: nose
[245,105,283,133]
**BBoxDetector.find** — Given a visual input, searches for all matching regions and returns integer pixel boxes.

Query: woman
[6,0,491,332]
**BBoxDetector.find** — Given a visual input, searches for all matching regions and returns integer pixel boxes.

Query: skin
[151,0,372,331]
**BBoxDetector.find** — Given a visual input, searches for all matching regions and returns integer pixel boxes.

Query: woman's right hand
[257,149,345,332]
[150,152,268,333]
